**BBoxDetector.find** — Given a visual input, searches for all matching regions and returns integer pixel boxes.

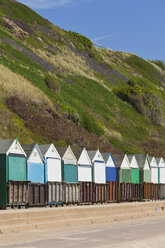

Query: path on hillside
[1,215,165,248]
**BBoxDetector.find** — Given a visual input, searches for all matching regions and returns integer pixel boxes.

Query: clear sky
[18,0,165,61]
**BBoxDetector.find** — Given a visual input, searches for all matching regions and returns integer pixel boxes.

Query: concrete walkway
[1,215,165,247]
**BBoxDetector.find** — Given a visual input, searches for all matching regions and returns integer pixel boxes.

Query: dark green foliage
[80,111,104,136]
[68,31,93,52]
[68,108,81,126]
[44,75,61,94]
[113,81,163,125]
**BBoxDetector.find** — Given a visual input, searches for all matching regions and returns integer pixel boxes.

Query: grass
[0,0,52,28]
[125,55,165,86]
[0,64,53,107]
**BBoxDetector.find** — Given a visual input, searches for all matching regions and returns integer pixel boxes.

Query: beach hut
[22,144,45,183]
[127,155,139,184]
[149,156,159,199]
[102,153,117,182]
[135,154,153,200]
[135,154,151,183]
[113,154,131,183]
[156,158,165,199]
[74,148,92,182]
[156,158,165,184]
[39,144,61,182]
[149,156,158,184]
[57,146,78,183]
[0,139,27,208]
[88,150,105,184]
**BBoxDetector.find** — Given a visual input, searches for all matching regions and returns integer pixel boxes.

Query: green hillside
[0,0,165,155]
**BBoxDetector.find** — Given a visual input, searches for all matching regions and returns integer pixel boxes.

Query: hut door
[47,158,61,182]
[8,156,26,181]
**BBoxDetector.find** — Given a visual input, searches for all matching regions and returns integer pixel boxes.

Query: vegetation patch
[113,80,163,125]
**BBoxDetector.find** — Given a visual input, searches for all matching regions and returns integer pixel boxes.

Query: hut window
[33,152,37,157]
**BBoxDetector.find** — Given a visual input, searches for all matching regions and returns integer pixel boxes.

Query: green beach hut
[135,154,151,183]
[127,155,140,184]
[113,154,131,183]
[0,139,27,208]
[57,146,78,183]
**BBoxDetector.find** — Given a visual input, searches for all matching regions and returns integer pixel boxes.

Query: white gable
[158,158,165,168]
[144,158,150,170]
[121,155,130,169]
[130,156,139,169]
[28,147,44,164]
[7,139,26,157]
[45,144,61,160]
[63,146,77,162]
[106,154,115,167]
[150,157,158,168]
[78,148,91,166]
[92,150,104,163]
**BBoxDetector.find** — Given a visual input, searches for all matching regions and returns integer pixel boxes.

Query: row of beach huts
[0,138,165,209]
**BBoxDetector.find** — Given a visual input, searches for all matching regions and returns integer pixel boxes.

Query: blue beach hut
[22,144,45,183]
[102,153,117,182]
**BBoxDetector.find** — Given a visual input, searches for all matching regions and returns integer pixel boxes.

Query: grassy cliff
[0,0,165,155]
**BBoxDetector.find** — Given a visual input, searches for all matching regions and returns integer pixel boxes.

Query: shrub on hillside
[44,75,60,94]
[68,31,93,52]
[113,81,163,125]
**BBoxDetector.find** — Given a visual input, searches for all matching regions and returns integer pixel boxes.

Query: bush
[44,75,60,94]
[113,82,163,125]
[68,109,81,125]
[68,31,93,52]
[80,112,104,136]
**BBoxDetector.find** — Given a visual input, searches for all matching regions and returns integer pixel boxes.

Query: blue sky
[18,0,165,60]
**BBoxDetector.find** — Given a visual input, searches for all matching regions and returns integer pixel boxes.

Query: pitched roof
[56,147,68,158]
[148,157,152,163]
[134,154,147,168]
[127,155,134,164]
[21,144,36,158]
[39,144,51,156]
[87,150,97,161]
[112,154,125,167]
[0,139,15,154]
[102,153,109,162]
[155,158,161,165]
[72,148,83,160]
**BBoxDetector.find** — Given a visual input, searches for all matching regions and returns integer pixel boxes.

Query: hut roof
[102,153,109,162]
[127,155,134,164]
[87,150,97,161]
[39,144,51,156]
[134,154,147,168]
[155,158,161,165]
[112,154,125,167]
[56,147,68,158]
[21,144,36,158]
[72,148,83,161]
[0,139,15,154]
